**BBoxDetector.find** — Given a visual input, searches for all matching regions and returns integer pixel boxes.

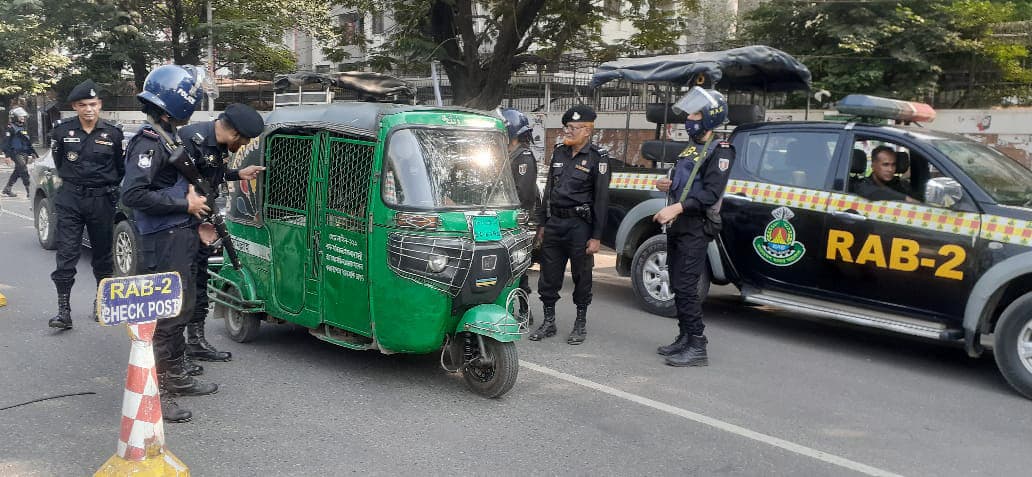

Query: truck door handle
[831,209,867,221]
[725,193,753,202]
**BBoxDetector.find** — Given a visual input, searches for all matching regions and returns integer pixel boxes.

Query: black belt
[550,204,591,220]
[64,183,118,196]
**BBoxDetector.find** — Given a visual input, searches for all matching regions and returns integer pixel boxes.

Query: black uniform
[178,121,239,329]
[121,124,200,366]
[666,139,735,337]
[510,144,540,294]
[535,143,610,307]
[854,176,913,201]
[3,123,34,194]
[48,117,124,293]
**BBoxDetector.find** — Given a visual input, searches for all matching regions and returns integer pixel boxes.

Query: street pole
[208,0,215,119]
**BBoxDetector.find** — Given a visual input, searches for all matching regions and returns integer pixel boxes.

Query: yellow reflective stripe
[610,172,666,190]
[726,180,830,211]
[825,192,981,235]
[981,215,1032,246]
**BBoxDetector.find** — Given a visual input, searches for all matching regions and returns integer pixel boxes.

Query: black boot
[567,306,587,345]
[186,322,232,361]
[183,354,204,376]
[48,293,73,330]
[528,305,557,341]
[159,355,219,397]
[1,188,14,197]
[158,379,192,423]
[665,335,709,367]
[657,332,690,356]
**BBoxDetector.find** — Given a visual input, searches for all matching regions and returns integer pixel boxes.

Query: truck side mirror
[925,177,963,208]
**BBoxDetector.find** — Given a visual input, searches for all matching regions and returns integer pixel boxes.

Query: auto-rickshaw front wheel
[461,336,519,398]
[216,285,262,343]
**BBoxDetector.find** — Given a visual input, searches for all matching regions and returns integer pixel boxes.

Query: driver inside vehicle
[854,146,920,203]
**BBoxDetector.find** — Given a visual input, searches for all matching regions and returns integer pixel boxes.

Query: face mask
[685,118,704,138]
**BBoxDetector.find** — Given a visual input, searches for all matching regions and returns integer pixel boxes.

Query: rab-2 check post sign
[95,272,184,326]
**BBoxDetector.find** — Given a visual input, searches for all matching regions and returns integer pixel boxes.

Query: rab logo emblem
[718,158,729,171]
[753,207,806,266]
[518,164,527,176]
[598,162,608,174]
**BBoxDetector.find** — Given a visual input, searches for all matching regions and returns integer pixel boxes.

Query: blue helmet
[499,108,532,141]
[673,87,728,137]
[137,65,215,121]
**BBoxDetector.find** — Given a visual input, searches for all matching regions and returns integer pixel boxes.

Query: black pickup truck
[599,89,1032,400]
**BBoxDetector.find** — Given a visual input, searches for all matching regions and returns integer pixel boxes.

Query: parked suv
[606,95,1032,399]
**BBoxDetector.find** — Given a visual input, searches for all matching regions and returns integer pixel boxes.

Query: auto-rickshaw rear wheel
[461,334,519,398]
[216,285,262,343]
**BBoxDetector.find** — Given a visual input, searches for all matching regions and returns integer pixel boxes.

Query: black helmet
[673,87,728,137]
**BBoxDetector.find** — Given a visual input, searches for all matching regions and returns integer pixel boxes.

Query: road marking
[0,206,33,221]
[521,360,903,477]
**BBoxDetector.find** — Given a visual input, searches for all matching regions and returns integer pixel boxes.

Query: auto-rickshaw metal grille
[325,138,375,231]
[387,233,474,296]
[265,134,316,224]
[501,230,535,285]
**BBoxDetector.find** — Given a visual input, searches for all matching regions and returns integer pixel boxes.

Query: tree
[0,0,70,99]
[42,0,336,89]
[324,1,598,108]
[742,0,1032,106]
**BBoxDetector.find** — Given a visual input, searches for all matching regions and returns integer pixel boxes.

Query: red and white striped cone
[95,322,189,476]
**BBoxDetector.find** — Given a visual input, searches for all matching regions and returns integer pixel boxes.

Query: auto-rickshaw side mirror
[925,177,964,209]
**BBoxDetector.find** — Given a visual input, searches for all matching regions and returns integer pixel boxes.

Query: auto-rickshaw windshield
[383,127,519,209]
[932,139,1032,206]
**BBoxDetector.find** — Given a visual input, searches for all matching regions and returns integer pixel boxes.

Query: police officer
[500,108,540,308]
[529,105,610,345]
[177,103,265,365]
[46,81,125,330]
[2,107,35,197]
[121,65,218,422]
[653,87,734,367]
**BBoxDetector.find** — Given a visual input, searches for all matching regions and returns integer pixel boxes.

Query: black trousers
[667,216,709,336]
[4,154,29,191]
[140,226,199,365]
[537,216,594,308]
[190,244,213,325]
[50,186,117,294]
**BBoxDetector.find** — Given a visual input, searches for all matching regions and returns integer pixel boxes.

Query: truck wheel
[993,292,1032,400]
[34,197,57,250]
[218,286,262,343]
[630,234,710,318]
[462,336,519,398]
[113,220,140,277]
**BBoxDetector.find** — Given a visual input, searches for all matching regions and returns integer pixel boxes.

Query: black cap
[561,104,596,125]
[219,103,264,138]
[67,79,100,103]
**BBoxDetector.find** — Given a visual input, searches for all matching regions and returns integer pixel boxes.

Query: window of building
[372,13,385,35]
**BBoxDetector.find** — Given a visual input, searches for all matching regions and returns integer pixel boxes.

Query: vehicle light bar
[835,94,936,123]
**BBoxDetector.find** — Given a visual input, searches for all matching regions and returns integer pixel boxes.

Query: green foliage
[0,0,70,97]
[743,0,1032,106]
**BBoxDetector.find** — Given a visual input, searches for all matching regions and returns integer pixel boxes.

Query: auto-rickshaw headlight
[428,254,449,273]
[511,248,528,266]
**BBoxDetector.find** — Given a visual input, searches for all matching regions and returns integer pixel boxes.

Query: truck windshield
[932,140,1032,206]
[383,127,518,210]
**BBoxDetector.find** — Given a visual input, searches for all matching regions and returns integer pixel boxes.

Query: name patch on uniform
[63,137,81,143]
[552,162,563,168]
[95,140,114,146]
[518,164,528,175]
[575,165,590,173]
[138,154,152,169]
[718,158,730,171]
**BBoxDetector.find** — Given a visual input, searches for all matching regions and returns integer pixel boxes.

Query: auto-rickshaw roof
[264,103,498,138]
[590,45,812,92]
[273,71,417,98]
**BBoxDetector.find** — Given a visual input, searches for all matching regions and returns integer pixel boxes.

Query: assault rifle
[169,146,243,270]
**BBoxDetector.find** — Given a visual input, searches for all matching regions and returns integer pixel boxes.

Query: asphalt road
[1,191,1030,476]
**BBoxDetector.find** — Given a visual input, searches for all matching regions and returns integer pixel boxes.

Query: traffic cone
[95,322,189,476]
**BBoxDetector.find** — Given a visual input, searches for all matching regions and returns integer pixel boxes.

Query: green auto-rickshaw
[208,100,534,398]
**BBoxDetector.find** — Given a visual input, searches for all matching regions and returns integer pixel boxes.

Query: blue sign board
[95,272,184,326]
